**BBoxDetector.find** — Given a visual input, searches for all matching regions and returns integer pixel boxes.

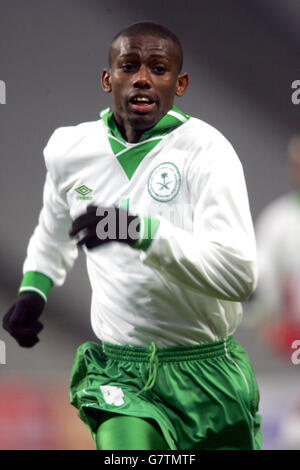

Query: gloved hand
[69,205,140,249]
[2,291,45,347]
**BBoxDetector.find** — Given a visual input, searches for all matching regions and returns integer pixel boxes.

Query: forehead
[111,34,179,62]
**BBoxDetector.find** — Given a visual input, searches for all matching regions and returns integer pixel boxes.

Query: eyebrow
[119,53,170,61]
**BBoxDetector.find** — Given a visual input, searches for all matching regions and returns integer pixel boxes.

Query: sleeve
[139,135,257,302]
[19,133,78,302]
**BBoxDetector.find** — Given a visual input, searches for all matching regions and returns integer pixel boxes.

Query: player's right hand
[2,292,45,347]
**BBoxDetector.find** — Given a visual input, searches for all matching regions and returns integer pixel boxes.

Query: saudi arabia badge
[148,162,181,202]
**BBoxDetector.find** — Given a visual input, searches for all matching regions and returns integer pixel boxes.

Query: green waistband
[102,336,233,363]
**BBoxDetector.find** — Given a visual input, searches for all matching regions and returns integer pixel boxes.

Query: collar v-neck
[100,105,190,180]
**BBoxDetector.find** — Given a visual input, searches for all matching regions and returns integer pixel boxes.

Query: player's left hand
[69,205,140,249]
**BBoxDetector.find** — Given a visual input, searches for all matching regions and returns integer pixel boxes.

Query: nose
[133,65,152,89]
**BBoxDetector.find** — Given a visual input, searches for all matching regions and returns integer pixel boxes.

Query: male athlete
[3,22,261,450]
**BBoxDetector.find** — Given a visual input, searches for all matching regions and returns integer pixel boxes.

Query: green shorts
[69,336,262,450]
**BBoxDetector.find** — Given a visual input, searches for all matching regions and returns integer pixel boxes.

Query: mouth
[128,95,156,114]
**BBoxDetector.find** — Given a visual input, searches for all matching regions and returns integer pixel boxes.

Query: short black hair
[109,21,183,72]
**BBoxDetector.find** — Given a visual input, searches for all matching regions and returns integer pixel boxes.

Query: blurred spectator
[251,135,300,358]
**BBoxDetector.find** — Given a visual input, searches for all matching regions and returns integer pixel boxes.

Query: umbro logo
[75,185,93,200]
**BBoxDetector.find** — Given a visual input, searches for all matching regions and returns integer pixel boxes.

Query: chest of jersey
[64,131,193,233]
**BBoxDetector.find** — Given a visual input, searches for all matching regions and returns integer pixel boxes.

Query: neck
[115,120,146,143]
[113,108,170,143]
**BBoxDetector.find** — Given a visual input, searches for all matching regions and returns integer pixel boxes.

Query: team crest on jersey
[148,162,181,202]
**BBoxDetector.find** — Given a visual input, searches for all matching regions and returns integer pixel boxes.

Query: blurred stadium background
[1,0,300,449]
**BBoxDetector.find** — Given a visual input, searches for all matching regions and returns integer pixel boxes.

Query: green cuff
[18,271,53,303]
[133,216,160,252]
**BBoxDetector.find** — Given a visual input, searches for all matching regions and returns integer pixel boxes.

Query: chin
[128,114,157,130]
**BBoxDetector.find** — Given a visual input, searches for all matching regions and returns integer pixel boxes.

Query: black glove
[2,291,45,347]
[69,205,140,249]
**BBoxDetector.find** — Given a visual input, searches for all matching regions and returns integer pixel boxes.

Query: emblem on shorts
[100,385,125,406]
[148,162,181,202]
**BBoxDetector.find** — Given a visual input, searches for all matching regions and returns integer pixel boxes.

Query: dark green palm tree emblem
[157,172,173,191]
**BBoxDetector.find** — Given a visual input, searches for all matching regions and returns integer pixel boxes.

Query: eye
[121,63,137,72]
[152,65,167,74]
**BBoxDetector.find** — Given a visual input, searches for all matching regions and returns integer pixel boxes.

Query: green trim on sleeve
[133,216,160,252]
[18,271,53,303]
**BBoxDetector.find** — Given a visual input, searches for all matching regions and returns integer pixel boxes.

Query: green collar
[101,105,190,143]
[100,105,190,180]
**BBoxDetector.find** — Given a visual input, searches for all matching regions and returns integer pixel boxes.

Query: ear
[175,73,190,97]
[101,69,112,93]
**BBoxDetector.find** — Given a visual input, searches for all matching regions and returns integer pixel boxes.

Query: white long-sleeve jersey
[21,107,257,347]
[254,193,300,321]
